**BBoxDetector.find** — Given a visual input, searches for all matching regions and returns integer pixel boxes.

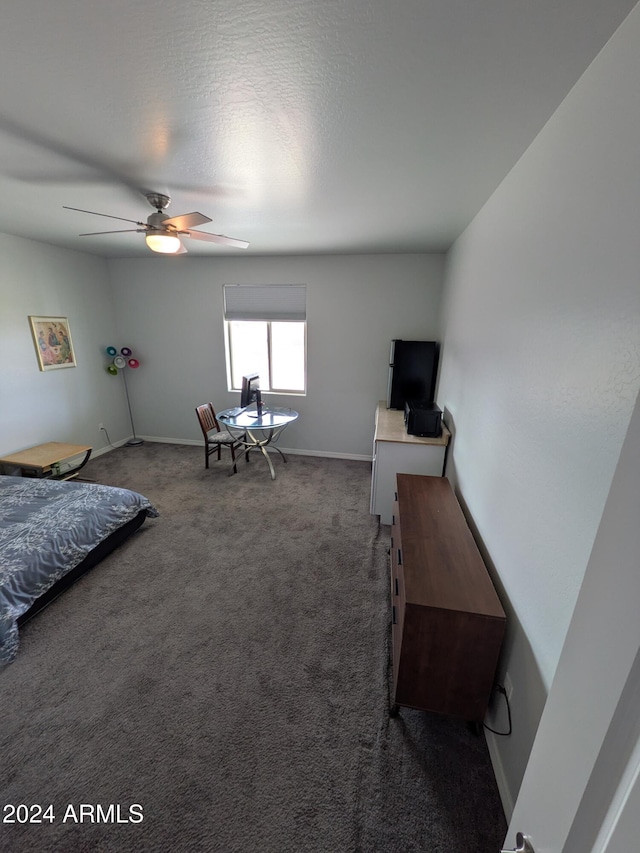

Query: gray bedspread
[0,475,158,663]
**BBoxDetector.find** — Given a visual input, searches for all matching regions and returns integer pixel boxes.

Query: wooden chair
[195,403,243,472]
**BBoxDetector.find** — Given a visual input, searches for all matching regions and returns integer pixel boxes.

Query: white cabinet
[370,402,450,525]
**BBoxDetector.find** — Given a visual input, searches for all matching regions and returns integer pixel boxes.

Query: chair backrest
[195,403,220,437]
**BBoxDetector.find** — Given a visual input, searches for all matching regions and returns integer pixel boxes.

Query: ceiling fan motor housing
[147,211,175,232]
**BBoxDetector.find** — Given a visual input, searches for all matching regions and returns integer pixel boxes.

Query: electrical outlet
[98,422,104,430]
[504,672,514,702]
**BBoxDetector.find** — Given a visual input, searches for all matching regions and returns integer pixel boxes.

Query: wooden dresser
[390,473,506,722]
[370,402,450,524]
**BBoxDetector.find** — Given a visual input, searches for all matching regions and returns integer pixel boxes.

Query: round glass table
[217,406,299,480]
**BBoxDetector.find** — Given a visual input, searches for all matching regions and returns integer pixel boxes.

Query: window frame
[225,318,307,396]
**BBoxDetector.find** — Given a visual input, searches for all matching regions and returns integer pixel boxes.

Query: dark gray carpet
[1,444,506,852]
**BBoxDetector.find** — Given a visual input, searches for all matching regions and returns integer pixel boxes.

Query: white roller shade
[223,284,306,321]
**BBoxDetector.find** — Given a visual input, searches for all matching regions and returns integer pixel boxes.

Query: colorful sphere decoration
[105,346,140,374]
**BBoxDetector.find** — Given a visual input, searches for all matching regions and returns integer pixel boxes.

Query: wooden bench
[0,442,92,480]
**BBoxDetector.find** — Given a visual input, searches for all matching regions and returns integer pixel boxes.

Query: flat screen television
[240,373,263,415]
[387,340,439,409]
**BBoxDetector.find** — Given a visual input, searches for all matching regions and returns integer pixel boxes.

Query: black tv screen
[387,340,439,409]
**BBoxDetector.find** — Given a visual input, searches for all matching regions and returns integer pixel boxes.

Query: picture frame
[28,316,77,371]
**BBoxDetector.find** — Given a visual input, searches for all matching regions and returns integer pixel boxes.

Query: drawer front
[390,512,405,615]
[390,543,405,611]
[390,499,402,581]
[391,611,403,696]
[391,498,399,528]
[390,509,406,697]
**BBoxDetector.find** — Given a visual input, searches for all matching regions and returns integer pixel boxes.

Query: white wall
[106,253,444,457]
[437,5,640,816]
[0,234,129,455]
[507,370,640,853]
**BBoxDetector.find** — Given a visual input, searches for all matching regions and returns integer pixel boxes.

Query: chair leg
[205,444,209,469]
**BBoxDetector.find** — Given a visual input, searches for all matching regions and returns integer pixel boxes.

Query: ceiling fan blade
[12,173,243,203]
[163,211,211,230]
[185,229,249,249]
[0,117,151,202]
[64,205,145,226]
[79,229,141,236]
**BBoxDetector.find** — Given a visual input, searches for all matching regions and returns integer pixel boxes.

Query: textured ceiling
[0,0,637,258]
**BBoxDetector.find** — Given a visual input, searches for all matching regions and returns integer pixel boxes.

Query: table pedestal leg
[224,425,288,479]
[259,445,276,480]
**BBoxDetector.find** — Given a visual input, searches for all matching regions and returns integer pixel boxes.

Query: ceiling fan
[63,192,249,254]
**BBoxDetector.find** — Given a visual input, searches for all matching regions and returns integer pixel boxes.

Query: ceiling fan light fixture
[145,231,182,254]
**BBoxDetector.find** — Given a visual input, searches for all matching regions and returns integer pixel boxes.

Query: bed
[0,474,158,664]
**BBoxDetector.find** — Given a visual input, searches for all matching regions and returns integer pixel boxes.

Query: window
[223,285,306,395]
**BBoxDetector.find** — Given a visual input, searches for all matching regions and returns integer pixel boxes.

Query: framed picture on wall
[28,316,77,371]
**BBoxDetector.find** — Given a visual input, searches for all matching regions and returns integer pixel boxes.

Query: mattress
[0,474,158,663]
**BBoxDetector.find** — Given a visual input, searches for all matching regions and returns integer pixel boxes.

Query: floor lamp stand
[122,368,143,446]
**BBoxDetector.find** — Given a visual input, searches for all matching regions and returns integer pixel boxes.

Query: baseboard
[134,435,372,463]
[285,447,372,462]
[485,729,514,822]
[90,439,130,458]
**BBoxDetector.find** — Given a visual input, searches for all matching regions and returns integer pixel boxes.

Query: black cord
[483,684,512,736]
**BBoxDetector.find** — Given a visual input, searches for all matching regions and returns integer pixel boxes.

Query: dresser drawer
[389,502,406,695]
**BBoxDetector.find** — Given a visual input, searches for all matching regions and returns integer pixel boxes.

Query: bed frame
[16,510,147,627]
